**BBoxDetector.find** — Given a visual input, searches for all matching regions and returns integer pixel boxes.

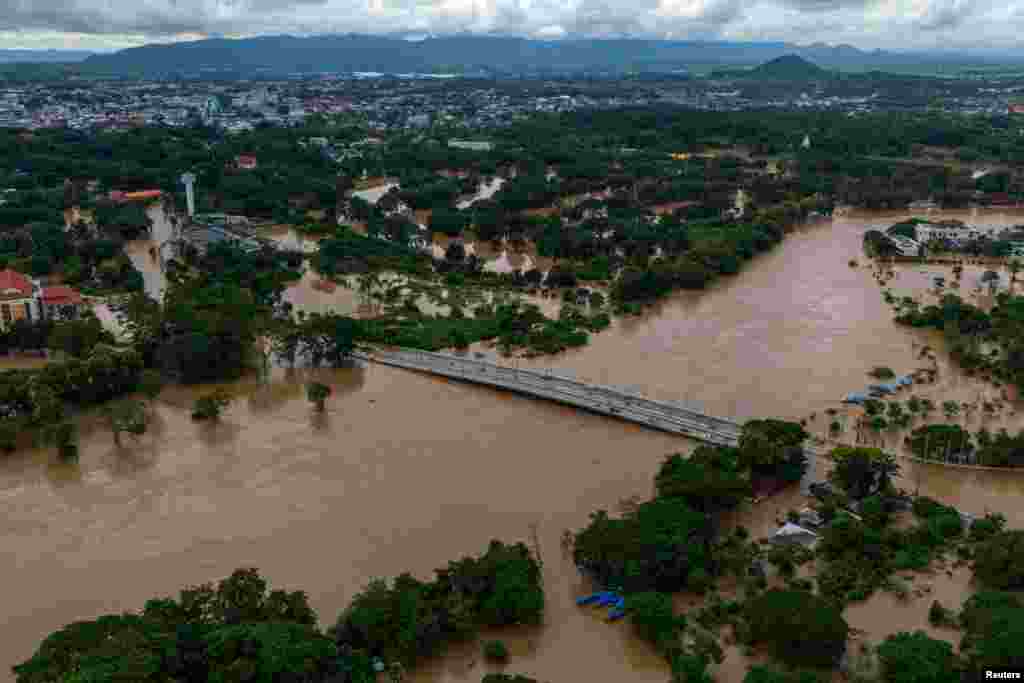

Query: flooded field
[7,208,1024,681]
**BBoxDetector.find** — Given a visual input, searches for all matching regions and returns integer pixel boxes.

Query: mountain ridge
[79,34,1019,77]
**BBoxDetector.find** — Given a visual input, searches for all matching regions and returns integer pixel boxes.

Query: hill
[750,54,828,79]
[78,35,1008,79]
[0,49,97,64]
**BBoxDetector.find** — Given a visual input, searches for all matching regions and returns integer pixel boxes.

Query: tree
[191,390,232,421]
[744,589,849,668]
[738,419,809,482]
[106,400,148,447]
[137,369,164,404]
[51,420,78,461]
[959,592,1024,677]
[655,448,751,513]
[306,381,331,411]
[876,631,959,683]
[973,530,1024,590]
[942,400,960,419]
[626,592,684,656]
[46,314,110,358]
[828,446,899,500]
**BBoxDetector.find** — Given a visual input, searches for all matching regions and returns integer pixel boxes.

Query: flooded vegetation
[9,207,1024,681]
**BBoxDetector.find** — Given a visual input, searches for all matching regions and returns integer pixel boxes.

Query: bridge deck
[355,348,746,446]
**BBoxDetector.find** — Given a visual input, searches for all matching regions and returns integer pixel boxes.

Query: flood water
[8,208,1024,681]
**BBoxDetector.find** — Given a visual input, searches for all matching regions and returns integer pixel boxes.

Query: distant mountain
[750,54,828,79]
[79,34,1017,78]
[0,49,98,64]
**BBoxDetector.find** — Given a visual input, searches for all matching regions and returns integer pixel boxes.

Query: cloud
[915,0,984,30]
[0,0,1022,50]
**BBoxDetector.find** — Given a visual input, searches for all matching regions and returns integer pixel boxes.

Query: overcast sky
[0,0,1019,52]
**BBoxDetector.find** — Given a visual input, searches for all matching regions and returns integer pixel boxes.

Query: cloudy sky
[0,0,1019,52]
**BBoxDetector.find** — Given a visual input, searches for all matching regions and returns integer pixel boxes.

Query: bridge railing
[358,347,743,442]
[382,348,742,428]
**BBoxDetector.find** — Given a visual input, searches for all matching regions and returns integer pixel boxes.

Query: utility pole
[180,172,197,219]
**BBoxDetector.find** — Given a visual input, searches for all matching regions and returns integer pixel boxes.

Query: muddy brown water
[7,209,1024,681]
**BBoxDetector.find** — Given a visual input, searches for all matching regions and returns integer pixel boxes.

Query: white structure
[180,173,196,218]
[448,139,494,152]
[801,134,811,149]
[915,221,1003,244]
[887,235,921,256]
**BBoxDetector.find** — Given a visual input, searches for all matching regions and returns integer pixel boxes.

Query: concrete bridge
[356,347,821,449]
[355,347,823,490]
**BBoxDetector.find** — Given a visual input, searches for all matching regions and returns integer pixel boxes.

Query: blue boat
[896,375,913,387]
[594,593,620,607]
[606,597,627,620]
[843,392,868,404]
[576,591,616,606]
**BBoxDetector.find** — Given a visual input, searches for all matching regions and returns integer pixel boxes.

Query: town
[6,33,1024,683]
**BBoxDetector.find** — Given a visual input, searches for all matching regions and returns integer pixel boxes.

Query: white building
[915,222,1002,243]
[448,139,494,152]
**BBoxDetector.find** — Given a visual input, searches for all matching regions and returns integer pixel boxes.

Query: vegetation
[482,639,509,662]
[743,589,849,668]
[973,530,1024,589]
[16,540,543,683]
[876,630,959,683]
[828,446,898,500]
[191,390,232,421]
[107,400,149,446]
[306,382,332,411]
[332,540,542,667]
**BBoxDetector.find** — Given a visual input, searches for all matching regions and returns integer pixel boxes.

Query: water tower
[179,172,196,218]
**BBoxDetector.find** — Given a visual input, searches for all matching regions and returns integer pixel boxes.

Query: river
[6,208,1024,681]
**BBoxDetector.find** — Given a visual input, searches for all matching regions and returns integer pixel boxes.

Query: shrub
[191,390,232,421]
[744,589,849,668]
[928,601,955,627]
[306,382,332,411]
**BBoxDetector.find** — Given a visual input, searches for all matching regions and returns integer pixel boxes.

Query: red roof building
[235,155,258,170]
[40,285,83,306]
[0,269,33,299]
[123,190,163,202]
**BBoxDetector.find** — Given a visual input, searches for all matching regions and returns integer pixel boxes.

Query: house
[39,285,84,322]
[769,522,819,548]
[0,269,36,327]
[235,155,258,170]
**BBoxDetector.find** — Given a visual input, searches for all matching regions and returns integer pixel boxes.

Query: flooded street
[7,208,1024,681]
